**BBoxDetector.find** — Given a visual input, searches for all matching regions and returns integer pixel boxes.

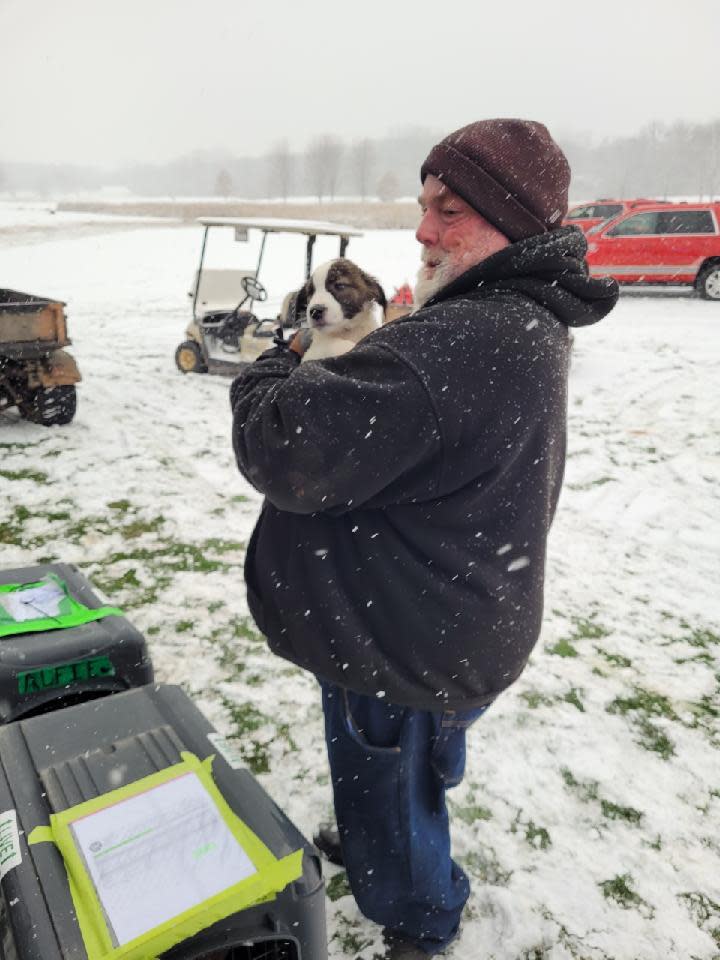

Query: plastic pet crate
[0,562,153,722]
[0,683,326,960]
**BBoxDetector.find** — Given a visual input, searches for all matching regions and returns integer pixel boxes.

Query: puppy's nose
[309,305,326,322]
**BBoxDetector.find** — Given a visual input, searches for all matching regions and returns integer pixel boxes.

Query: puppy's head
[301,259,386,332]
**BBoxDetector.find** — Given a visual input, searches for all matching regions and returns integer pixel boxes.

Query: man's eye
[443,208,460,217]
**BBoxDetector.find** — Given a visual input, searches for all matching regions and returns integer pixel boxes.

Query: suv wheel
[175,340,207,373]
[19,384,77,425]
[696,263,720,300]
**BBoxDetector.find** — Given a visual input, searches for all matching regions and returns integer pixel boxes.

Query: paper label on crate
[69,770,256,947]
[0,810,22,878]
[0,579,65,623]
[207,732,244,769]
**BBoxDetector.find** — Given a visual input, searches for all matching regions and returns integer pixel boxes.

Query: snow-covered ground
[1,203,718,959]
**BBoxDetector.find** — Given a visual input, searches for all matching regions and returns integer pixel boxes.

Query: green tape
[29,752,304,960]
[0,574,123,639]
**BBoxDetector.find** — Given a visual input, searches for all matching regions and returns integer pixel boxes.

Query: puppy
[295,259,386,362]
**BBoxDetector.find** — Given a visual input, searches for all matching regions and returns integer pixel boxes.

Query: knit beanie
[420,119,570,242]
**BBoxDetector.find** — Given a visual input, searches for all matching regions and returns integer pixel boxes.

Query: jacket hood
[426,225,619,328]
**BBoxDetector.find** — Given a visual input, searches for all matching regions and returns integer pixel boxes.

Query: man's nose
[415,210,438,246]
[309,304,326,321]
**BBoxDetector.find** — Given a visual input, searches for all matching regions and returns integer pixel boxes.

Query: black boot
[380,930,441,959]
[312,822,344,866]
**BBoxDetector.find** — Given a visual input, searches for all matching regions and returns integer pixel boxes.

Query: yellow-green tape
[29,752,303,960]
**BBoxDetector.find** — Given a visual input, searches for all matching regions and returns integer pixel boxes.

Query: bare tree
[305,135,344,202]
[267,139,293,202]
[376,170,400,203]
[214,168,233,198]
[351,138,375,201]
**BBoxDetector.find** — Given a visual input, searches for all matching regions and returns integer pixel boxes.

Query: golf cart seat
[191,269,256,314]
[200,309,257,350]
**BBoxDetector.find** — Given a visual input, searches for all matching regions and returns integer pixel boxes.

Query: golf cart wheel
[696,262,720,301]
[19,384,77,426]
[175,340,207,374]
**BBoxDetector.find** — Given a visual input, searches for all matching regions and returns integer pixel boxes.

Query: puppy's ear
[364,273,387,310]
[295,278,312,317]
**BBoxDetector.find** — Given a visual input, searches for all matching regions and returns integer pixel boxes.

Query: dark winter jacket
[230,227,618,710]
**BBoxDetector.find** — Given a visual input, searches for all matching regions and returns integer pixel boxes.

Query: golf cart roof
[196,216,363,238]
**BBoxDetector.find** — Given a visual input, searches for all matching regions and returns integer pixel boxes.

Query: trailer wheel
[19,384,77,426]
[696,263,720,301]
[175,340,207,373]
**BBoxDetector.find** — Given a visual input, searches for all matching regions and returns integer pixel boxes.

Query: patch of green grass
[107,499,132,513]
[678,892,720,947]
[222,699,268,735]
[0,505,32,545]
[607,687,679,758]
[88,537,246,608]
[175,620,194,634]
[230,617,264,645]
[563,688,585,712]
[607,687,678,721]
[520,690,554,709]
[596,647,632,668]
[674,652,714,666]
[599,874,652,916]
[0,468,49,483]
[453,803,493,825]
[330,916,373,956]
[569,615,610,641]
[234,738,269,775]
[685,629,719,649]
[325,871,351,901]
[547,637,578,658]
[560,767,599,803]
[94,567,142,592]
[120,515,165,539]
[525,820,551,850]
[637,718,676,759]
[600,800,643,824]
[461,845,512,885]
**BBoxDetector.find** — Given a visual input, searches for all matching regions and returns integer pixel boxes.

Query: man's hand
[288,328,313,357]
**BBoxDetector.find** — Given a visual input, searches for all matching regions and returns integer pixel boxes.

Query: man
[230,119,618,959]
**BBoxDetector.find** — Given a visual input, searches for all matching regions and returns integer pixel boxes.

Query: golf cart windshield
[191,217,363,321]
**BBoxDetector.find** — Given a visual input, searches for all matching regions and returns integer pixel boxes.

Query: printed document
[70,771,256,946]
[0,579,65,622]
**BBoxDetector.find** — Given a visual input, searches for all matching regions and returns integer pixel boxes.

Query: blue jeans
[321,682,488,955]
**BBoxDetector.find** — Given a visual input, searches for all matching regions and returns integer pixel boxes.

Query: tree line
[1,120,718,202]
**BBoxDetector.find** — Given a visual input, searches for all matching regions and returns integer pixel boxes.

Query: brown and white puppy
[296,258,386,362]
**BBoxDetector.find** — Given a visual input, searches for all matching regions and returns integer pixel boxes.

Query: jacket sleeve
[229,340,440,514]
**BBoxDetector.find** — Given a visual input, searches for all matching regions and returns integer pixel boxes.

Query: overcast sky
[1,0,715,168]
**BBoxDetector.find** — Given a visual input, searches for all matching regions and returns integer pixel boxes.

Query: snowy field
[1,203,719,959]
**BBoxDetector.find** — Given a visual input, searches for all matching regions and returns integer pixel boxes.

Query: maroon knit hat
[420,119,570,242]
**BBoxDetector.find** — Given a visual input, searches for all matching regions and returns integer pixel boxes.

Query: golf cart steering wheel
[242,276,268,303]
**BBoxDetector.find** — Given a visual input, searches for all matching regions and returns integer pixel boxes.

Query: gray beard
[412,260,455,312]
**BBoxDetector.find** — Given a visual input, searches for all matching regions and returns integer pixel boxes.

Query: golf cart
[174,216,363,376]
[0,289,81,425]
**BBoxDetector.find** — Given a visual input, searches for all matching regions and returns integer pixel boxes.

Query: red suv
[563,199,664,233]
[584,202,720,300]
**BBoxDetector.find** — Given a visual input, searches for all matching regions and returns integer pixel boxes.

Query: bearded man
[229,119,618,959]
